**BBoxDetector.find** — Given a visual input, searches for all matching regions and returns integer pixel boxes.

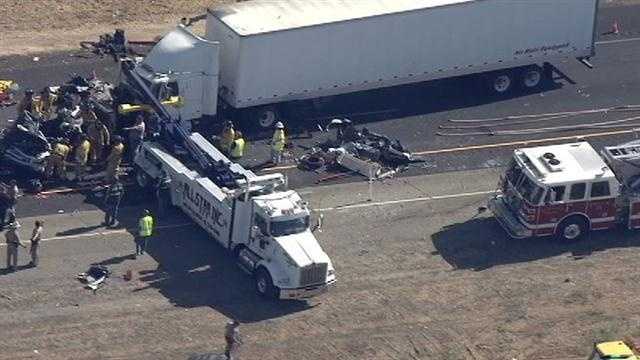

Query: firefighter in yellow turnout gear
[134,209,154,258]
[219,121,235,155]
[74,134,91,181]
[46,140,71,180]
[105,136,124,184]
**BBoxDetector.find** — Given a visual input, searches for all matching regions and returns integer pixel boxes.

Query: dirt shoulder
[0,0,224,56]
[1,0,638,56]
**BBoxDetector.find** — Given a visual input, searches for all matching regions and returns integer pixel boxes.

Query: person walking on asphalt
[29,220,43,267]
[224,320,242,360]
[271,121,286,165]
[135,209,154,258]
[155,170,171,218]
[5,221,25,271]
[103,179,124,227]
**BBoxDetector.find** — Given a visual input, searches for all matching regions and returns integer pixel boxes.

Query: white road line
[596,37,640,45]
[0,222,195,247]
[315,189,496,212]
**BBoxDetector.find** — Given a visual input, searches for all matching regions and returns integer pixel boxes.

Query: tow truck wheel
[556,216,589,241]
[255,268,276,298]
[135,168,150,189]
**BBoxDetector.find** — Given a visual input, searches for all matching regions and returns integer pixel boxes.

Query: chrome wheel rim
[257,276,267,294]
[258,110,276,128]
[493,75,512,93]
[523,70,542,88]
[563,224,581,240]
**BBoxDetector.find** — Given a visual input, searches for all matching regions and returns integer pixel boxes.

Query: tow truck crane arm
[119,59,216,174]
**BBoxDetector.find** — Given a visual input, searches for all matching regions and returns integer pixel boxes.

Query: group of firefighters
[12,87,150,185]
[217,119,288,165]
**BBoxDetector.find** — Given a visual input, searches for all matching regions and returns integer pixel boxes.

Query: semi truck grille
[300,263,327,286]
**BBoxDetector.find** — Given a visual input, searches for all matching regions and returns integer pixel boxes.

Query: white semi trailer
[137,0,599,129]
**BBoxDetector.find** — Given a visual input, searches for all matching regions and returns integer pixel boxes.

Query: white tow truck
[119,60,336,299]
[489,141,640,241]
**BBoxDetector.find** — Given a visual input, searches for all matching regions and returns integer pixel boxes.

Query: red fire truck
[488,141,640,241]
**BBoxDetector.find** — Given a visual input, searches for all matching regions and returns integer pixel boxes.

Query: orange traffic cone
[612,20,621,35]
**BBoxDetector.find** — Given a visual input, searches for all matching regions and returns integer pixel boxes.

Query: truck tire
[521,66,543,89]
[256,106,279,129]
[135,167,151,189]
[255,268,277,298]
[490,71,513,94]
[556,216,589,241]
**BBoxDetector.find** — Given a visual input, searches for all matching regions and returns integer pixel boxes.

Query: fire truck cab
[489,142,624,241]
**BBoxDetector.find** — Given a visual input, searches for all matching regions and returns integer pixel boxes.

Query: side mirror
[312,213,324,233]
[251,225,261,238]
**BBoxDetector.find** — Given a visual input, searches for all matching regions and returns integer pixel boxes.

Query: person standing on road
[123,114,146,162]
[218,121,235,155]
[86,118,110,164]
[270,121,286,165]
[5,180,20,224]
[230,131,246,160]
[16,89,35,115]
[36,87,57,121]
[5,221,25,271]
[155,170,171,218]
[103,179,124,227]
[134,209,154,258]
[224,320,242,360]
[105,136,125,184]
[29,220,43,267]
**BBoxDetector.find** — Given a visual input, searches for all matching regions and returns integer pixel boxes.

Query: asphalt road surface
[2,4,640,218]
[2,169,640,359]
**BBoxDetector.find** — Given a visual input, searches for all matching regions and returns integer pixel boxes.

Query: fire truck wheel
[255,268,276,298]
[556,216,589,241]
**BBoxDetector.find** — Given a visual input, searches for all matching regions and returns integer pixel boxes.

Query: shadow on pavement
[97,215,312,323]
[56,224,104,236]
[431,217,640,271]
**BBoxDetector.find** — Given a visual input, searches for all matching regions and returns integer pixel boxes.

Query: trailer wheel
[491,72,513,94]
[255,268,276,298]
[521,66,543,89]
[556,216,589,241]
[256,106,279,129]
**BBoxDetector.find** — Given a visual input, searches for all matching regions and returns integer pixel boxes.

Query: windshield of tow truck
[270,216,310,237]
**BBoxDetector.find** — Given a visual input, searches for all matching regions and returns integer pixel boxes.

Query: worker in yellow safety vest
[134,209,154,258]
[219,121,235,155]
[230,131,245,160]
[104,136,125,184]
[45,140,71,180]
[271,121,286,165]
[74,134,91,181]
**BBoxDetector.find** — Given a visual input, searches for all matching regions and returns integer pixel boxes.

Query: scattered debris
[77,265,111,291]
[79,29,156,61]
[0,80,19,107]
[300,119,425,181]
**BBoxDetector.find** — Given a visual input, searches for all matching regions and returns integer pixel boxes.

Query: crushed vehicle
[489,141,640,241]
